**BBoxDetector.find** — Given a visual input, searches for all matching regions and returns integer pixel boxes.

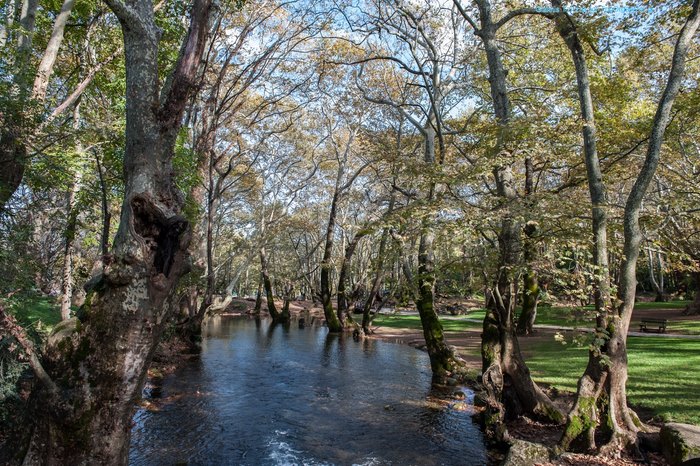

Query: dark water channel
[130,316,487,465]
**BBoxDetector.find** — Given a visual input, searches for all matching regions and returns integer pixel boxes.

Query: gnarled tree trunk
[458,0,563,439]
[20,1,215,463]
[553,0,700,454]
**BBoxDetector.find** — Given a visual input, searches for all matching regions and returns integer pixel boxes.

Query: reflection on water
[130,317,486,465]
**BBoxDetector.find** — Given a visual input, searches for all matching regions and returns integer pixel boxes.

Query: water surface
[130,316,486,465]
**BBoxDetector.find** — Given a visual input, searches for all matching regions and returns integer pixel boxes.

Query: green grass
[633,301,690,310]
[375,304,700,425]
[525,336,700,425]
[377,301,700,334]
[527,301,699,333]
[5,294,61,334]
[666,320,700,335]
[530,306,595,327]
[373,313,484,332]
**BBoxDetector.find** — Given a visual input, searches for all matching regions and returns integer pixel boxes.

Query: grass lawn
[4,294,61,334]
[373,313,484,332]
[378,301,699,333]
[525,336,700,425]
[633,301,691,310]
[529,301,700,334]
[375,305,700,425]
[666,320,700,335]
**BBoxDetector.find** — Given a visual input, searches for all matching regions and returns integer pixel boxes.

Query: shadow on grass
[526,336,700,424]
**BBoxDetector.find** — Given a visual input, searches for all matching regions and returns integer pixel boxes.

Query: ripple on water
[129,317,486,465]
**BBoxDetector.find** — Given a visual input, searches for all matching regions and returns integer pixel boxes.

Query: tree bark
[461,0,562,437]
[604,1,700,454]
[59,103,84,321]
[684,272,700,315]
[321,190,343,332]
[21,1,215,463]
[254,278,263,315]
[32,0,76,99]
[59,169,83,321]
[552,0,700,454]
[337,229,368,326]
[517,161,539,336]
[95,153,111,256]
[517,269,538,336]
[647,248,666,302]
[260,247,284,322]
[361,226,391,335]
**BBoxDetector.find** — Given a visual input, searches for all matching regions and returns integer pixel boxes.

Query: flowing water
[129,316,487,465]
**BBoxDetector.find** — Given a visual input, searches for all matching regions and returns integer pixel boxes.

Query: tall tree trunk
[59,103,84,321]
[260,247,283,322]
[321,191,342,332]
[59,169,83,321]
[647,248,666,302]
[95,153,111,256]
[552,0,700,454]
[337,229,368,326]
[21,1,215,463]
[414,125,465,381]
[465,0,562,437]
[254,278,263,315]
[32,0,76,99]
[361,226,391,335]
[684,271,700,315]
[552,0,628,451]
[416,212,457,380]
[517,159,539,336]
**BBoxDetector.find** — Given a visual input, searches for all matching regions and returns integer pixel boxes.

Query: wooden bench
[639,318,668,333]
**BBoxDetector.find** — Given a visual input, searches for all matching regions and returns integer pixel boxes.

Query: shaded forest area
[1,0,700,464]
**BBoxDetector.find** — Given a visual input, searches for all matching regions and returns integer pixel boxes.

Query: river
[130,316,487,465]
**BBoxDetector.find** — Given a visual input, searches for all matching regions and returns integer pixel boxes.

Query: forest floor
[221,296,698,466]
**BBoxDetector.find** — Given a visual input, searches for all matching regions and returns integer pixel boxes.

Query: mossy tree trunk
[337,229,368,327]
[321,190,342,332]
[553,0,700,453]
[416,220,460,380]
[254,279,263,315]
[261,247,285,322]
[516,157,539,336]
[361,226,390,336]
[517,269,538,336]
[19,1,215,464]
[454,0,563,438]
[396,125,465,382]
